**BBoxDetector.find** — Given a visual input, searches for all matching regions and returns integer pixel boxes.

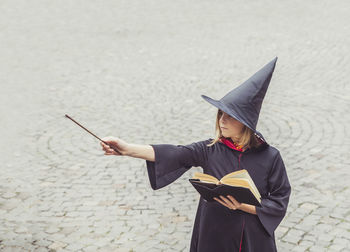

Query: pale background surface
[0,0,349,251]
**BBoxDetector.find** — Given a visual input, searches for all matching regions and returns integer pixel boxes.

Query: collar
[219,137,245,152]
[218,135,267,153]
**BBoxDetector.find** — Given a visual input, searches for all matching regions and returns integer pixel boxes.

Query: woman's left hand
[214,195,242,210]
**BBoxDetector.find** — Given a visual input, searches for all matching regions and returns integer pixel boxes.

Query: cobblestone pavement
[1,0,349,251]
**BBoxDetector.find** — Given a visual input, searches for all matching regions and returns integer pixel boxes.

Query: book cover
[189,169,262,207]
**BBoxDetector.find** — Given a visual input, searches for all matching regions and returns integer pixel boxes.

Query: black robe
[145,137,291,252]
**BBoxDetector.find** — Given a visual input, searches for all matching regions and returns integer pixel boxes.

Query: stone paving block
[83,245,99,252]
[276,241,295,251]
[291,245,309,252]
[35,247,50,252]
[328,243,347,251]
[48,241,67,250]
[0,247,25,252]
[1,1,350,251]
[308,245,328,252]
[282,229,305,244]
[64,243,86,251]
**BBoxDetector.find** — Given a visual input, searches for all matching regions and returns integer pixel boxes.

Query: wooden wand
[64,114,122,155]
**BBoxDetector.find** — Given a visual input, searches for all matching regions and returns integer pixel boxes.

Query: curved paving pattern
[0,0,349,251]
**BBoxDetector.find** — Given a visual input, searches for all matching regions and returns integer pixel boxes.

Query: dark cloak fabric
[145,135,291,252]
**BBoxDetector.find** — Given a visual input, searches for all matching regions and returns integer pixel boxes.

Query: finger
[104,149,113,154]
[104,144,112,150]
[101,143,110,150]
[106,145,117,153]
[111,150,120,155]
[219,195,232,205]
[105,149,114,154]
[102,143,113,150]
[214,197,231,209]
[214,197,225,205]
[102,146,111,152]
[227,195,241,208]
[220,196,236,210]
[108,148,120,155]
[105,149,119,155]
[226,195,237,205]
[214,199,229,208]
[227,195,237,203]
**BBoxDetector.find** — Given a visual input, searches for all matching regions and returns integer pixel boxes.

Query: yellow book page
[232,174,261,200]
[222,178,261,203]
[221,169,261,200]
[222,178,250,188]
[221,169,248,180]
[192,172,219,184]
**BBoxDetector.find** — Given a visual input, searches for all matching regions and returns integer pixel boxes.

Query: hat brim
[201,94,255,133]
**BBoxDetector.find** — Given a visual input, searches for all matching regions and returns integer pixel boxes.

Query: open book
[189,169,262,207]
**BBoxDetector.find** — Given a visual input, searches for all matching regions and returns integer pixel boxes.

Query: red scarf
[219,135,266,153]
[219,137,245,152]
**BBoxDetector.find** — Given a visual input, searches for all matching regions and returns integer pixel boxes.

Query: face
[218,109,245,141]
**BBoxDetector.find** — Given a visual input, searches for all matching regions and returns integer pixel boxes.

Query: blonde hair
[207,109,262,150]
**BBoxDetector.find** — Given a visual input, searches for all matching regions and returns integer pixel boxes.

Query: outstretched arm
[125,143,155,161]
[100,136,155,161]
[101,136,211,190]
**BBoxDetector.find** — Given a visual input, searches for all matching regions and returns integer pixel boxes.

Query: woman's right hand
[100,136,129,156]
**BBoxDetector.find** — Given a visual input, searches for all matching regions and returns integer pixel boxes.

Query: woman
[100,57,291,251]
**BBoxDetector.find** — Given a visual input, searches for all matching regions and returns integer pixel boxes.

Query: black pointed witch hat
[201,57,278,142]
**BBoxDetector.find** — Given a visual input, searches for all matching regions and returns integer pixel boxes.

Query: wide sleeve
[256,151,292,237]
[145,139,210,190]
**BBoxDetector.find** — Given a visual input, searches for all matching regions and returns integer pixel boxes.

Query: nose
[220,112,228,119]
[220,114,227,124]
